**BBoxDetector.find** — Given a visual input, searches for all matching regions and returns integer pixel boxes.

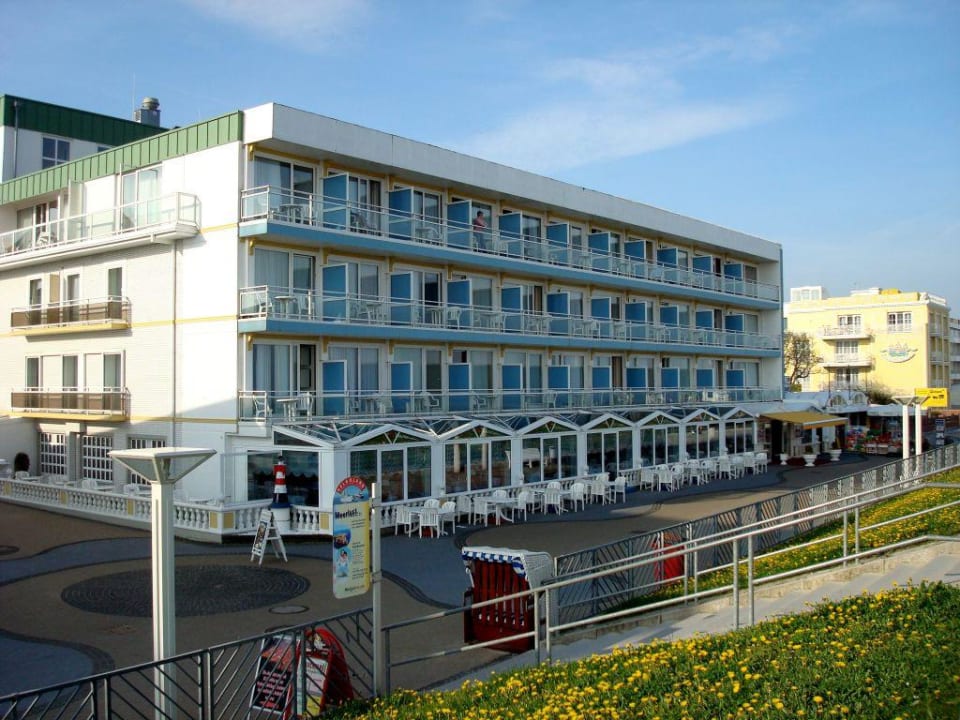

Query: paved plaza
[0,454,906,696]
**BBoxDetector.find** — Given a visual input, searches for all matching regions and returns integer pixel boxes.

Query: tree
[783,331,822,391]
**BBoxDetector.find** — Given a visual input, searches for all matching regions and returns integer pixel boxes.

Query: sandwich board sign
[332,476,370,599]
[251,509,287,565]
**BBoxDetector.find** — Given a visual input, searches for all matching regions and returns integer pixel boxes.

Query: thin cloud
[179,0,370,52]
[457,99,782,174]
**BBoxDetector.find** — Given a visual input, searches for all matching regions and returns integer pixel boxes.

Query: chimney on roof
[134,97,161,127]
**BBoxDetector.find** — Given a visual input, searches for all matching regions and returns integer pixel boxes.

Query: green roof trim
[0,95,167,146]
[0,111,243,204]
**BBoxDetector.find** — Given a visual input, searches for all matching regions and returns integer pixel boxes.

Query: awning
[761,411,847,429]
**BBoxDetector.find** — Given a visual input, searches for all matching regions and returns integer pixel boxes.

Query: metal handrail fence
[379,449,959,692]
[0,609,373,720]
[553,444,958,623]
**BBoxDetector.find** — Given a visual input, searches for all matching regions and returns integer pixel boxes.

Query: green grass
[328,583,960,719]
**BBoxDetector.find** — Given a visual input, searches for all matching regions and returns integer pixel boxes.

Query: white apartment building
[0,95,784,536]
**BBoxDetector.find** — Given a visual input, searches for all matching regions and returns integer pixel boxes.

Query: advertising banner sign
[332,476,371,598]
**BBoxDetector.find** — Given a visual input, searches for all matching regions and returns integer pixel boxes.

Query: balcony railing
[11,296,130,333]
[238,287,779,352]
[11,388,129,418]
[239,187,780,303]
[818,325,872,340]
[238,386,777,422]
[821,353,874,368]
[0,193,200,262]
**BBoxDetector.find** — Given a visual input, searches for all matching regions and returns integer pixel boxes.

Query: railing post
[533,586,542,665]
[202,649,214,720]
[842,509,849,566]
[544,585,553,662]
[732,537,740,630]
[854,505,861,559]
[747,533,755,627]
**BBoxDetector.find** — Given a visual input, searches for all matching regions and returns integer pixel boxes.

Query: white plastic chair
[543,487,565,514]
[514,490,533,521]
[717,455,733,480]
[567,482,587,511]
[439,501,457,535]
[755,452,769,473]
[424,498,441,509]
[611,476,627,503]
[395,505,418,536]
[419,507,440,537]
[455,494,473,523]
[639,468,656,491]
[472,497,492,526]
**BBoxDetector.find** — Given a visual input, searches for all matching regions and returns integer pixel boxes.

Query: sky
[1,0,958,311]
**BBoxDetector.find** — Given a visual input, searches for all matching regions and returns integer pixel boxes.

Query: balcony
[11,296,130,335]
[11,388,129,421]
[821,353,874,368]
[0,193,200,269]
[818,325,872,340]
[239,187,781,305]
[238,386,778,422]
[238,287,780,353]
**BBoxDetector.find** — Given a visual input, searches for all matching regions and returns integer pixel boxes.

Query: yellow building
[784,286,951,399]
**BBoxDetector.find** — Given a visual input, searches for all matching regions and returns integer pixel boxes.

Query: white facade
[0,97,785,535]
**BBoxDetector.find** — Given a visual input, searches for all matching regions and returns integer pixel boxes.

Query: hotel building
[784,286,952,401]
[0,95,783,535]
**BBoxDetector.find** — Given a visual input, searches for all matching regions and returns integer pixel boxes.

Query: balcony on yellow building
[821,353,874,368]
[818,325,872,340]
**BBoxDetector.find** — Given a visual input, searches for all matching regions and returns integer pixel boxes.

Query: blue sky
[2,0,958,310]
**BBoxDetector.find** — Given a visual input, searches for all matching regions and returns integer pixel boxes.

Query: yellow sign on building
[915,387,948,407]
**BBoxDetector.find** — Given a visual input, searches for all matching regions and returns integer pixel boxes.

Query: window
[103,353,122,390]
[836,340,858,357]
[255,157,314,197]
[329,346,380,395]
[42,137,70,168]
[28,278,42,306]
[25,357,40,388]
[108,268,123,298]
[413,189,441,222]
[121,166,161,228]
[837,314,861,329]
[40,432,67,477]
[394,347,443,392]
[887,312,912,333]
[62,355,78,390]
[81,434,113,484]
[127,437,167,484]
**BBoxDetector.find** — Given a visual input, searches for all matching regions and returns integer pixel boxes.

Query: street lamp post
[109,447,215,719]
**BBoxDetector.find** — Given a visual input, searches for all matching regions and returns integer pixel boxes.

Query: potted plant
[829,438,842,462]
[802,444,817,467]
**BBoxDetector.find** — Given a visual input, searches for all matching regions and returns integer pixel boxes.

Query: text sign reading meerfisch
[332,476,371,599]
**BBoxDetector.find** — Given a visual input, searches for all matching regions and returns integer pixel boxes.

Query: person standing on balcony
[473,210,488,250]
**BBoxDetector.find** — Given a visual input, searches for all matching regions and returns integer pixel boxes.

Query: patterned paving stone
[61,565,310,617]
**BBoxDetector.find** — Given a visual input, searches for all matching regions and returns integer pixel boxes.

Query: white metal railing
[818,324,872,339]
[0,193,200,260]
[238,286,779,352]
[0,476,320,538]
[239,186,781,303]
[237,385,778,422]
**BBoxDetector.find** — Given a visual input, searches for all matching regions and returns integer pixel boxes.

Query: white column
[915,403,923,472]
[150,476,177,719]
[901,404,910,463]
